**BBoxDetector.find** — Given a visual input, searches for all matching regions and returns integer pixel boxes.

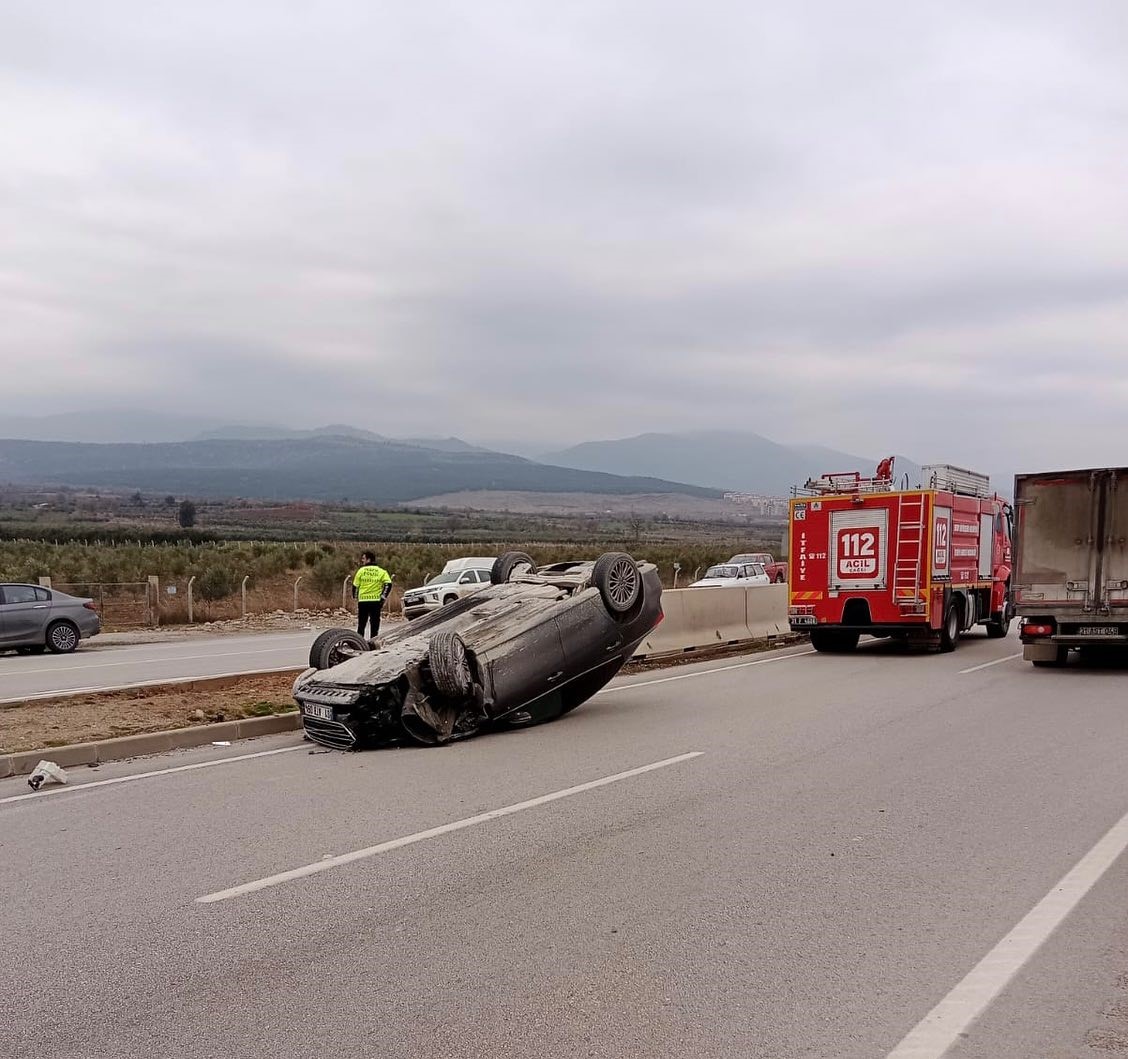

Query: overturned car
[293,551,662,749]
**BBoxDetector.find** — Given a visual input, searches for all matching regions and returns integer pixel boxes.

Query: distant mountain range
[2,413,972,499]
[0,436,721,504]
[541,431,924,495]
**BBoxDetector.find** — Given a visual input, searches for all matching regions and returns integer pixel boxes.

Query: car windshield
[704,565,740,579]
[425,572,460,585]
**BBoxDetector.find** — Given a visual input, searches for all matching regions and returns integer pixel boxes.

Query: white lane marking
[599,649,816,694]
[0,665,304,705]
[887,805,1128,1059]
[5,645,308,678]
[197,751,704,903]
[959,653,1022,675]
[0,745,305,805]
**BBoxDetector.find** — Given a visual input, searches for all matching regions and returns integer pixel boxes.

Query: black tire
[429,631,472,698]
[443,595,458,606]
[45,620,79,654]
[309,628,370,670]
[939,603,960,653]
[491,551,537,585]
[985,612,1011,639]
[774,571,786,584]
[810,629,859,653]
[592,552,642,614]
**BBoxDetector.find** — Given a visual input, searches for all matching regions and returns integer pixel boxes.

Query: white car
[401,562,496,620]
[688,562,771,588]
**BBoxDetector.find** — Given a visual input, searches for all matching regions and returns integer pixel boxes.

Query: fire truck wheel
[810,629,859,653]
[985,611,1011,638]
[939,603,960,652]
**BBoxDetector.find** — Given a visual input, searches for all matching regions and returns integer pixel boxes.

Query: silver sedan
[0,583,101,654]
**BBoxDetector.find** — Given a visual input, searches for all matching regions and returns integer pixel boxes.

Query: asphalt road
[0,630,320,701]
[3,632,1128,1058]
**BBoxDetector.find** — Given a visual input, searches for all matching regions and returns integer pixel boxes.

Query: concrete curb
[0,712,303,779]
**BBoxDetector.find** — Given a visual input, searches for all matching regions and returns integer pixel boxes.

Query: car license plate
[1078,626,1119,636]
[792,615,817,626]
[303,703,333,721]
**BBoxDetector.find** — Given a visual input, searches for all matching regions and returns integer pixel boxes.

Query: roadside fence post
[38,576,52,589]
[342,576,350,613]
[293,575,303,613]
[672,562,681,589]
[148,575,160,627]
[241,575,250,620]
[187,575,196,623]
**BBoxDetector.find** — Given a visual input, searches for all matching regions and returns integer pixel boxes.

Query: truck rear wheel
[985,612,1011,638]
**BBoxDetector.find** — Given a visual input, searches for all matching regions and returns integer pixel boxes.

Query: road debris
[27,760,68,791]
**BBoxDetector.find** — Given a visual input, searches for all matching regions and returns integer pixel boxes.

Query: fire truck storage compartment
[829,508,889,592]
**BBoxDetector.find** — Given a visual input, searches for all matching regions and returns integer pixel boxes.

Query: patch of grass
[240,700,290,717]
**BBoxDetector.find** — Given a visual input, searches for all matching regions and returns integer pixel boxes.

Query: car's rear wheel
[592,552,642,614]
[309,628,371,670]
[45,620,79,654]
[491,551,537,584]
[774,571,786,584]
[429,631,473,698]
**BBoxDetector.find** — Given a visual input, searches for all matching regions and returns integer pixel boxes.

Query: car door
[0,585,52,645]
[555,590,624,676]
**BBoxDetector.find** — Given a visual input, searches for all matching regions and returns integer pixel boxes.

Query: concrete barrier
[637,585,789,657]
[746,583,789,638]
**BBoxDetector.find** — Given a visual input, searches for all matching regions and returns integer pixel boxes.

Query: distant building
[722,492,789,518]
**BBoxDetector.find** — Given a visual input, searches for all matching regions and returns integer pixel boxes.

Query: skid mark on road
[197,751,704,903]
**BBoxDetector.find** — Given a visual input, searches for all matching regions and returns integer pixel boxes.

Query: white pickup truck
[401,557,497,621]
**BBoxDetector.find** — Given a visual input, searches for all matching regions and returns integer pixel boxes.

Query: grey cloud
[2,0,1127,474]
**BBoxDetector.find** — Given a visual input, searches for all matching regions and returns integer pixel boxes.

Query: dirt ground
[0,638,796,756]
[0,672,299,755]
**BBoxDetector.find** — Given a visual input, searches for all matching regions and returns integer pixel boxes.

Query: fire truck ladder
[893,493,926,610]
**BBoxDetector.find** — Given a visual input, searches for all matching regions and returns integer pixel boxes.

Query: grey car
[0,583,101,654]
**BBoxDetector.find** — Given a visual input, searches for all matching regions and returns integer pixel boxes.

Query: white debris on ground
[27,760,68,790]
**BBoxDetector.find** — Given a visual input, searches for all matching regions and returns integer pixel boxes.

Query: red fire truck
[787,459,1014,652]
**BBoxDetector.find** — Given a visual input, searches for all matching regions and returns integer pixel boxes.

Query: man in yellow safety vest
[352,550,392,639]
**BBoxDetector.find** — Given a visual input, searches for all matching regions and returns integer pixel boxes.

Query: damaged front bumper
[293,665,489,750]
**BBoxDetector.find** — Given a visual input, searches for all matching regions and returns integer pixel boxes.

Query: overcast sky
[2,0,1126,469]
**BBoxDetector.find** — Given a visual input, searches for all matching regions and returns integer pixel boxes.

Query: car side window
[474,570,491,582]
[458,573,475,584]
[3,585,40,604]
[35,587,49,601]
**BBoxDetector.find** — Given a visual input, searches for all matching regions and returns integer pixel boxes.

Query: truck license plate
[1078,626,1119,636]
[303,703,333,721]
[792,616,817,626]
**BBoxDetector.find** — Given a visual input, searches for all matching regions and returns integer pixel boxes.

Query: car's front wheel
[309,628,371,670]
[592,552,642,614]
[491,551,537,584]
[45,620,79,654]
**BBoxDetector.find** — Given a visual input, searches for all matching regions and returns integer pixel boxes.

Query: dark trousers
[357,600,383,638]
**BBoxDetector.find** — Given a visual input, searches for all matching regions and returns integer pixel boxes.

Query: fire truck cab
[788,460,1014,652]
